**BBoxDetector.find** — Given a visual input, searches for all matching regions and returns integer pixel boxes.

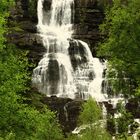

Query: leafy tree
[97,1,140,139]
[76,98,111,140]
[79,98,102,125]
[0,1,64,140]
[98,0,140,97]
[0,35,63,140]
[115,102,134,140]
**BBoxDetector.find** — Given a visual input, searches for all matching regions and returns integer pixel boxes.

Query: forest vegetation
[0,0,63,139]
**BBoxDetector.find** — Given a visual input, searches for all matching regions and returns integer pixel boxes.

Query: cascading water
[32,1,140,138]
[32,0,107,101]
[33,0,76,98]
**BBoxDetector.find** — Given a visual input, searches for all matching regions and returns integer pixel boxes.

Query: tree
[115,101,134,140]
[98,0,140,98]
[98,2,140,138]
[79,98,102,125]
[77,98,111,140]
[0,1,64,139]
[0,47,63,139]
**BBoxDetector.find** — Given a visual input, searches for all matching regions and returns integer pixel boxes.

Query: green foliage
[98,0,140,96]
[66,128,111,140]
[75,98,111,140]
[79,98,102,125]
[29,0,37,18]
[107,115,116,134]
[77,126,111,140]
[0,0,14,12]
[0,0,14,51]
[116,102,133,138]
[0,33,63,140]
[0,1,63,140]
[0,105,63,140]
[106,101,134,140]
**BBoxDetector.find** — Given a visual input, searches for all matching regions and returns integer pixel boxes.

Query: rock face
[73,0,104,56]
[8,0,109,64]
[126,98,140,118]
[73,0,112,56]
[8,0,40,64]
[41,96,84,133]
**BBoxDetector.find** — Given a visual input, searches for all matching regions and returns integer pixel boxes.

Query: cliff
[8,0,109,63]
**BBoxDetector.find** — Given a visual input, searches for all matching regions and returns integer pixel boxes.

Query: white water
[32,0,107,101]
[32,1,140,138]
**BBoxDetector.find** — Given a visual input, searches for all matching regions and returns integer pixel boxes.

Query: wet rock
[125,98,140,118]
[17,21,37,33]
[69,39,90,69]
[73,2,105,57]
[44,0,52,12]
[41,96,84,133]
[103,101,115,115]
[7,31,46,64]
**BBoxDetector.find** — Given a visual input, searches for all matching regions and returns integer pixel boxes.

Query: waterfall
[102,104,107,120]
[32,0,106,101]
[32,0,76,98]
[64,103,69,122]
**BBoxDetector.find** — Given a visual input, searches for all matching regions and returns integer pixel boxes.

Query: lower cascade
[32,0,107,101]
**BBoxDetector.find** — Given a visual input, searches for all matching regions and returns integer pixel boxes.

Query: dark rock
[68,39,89,69]
[73,0,107,57]
[41,96,84,133]
[47,59,60,95]
[10,0,30,21]
[44,0,52,12]
[17,21,37,33]
[7,31,46,64]
[103,101,115,115]
[125,98,140,118]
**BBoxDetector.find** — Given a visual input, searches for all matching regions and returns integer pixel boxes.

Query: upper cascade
[37,0,74,40]
[32,0,107,102]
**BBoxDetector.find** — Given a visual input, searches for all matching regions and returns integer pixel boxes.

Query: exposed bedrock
[41,96,84,133]
[8,0,110,64]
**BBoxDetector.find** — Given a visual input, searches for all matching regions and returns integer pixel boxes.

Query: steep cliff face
[8,0,42,65]
[74,0,104,56]
[41,96,84,133]
[8,0,108,63]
